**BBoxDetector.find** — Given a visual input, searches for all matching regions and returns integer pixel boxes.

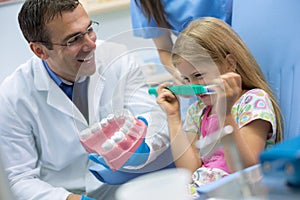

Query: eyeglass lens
[66,22,99,46]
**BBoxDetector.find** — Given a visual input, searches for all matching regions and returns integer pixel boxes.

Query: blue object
[137,116,148,126]
[89,164,147,185]
[232,0,300,139]
[88,139,177,185]
[131,0,232,38]
[88,139,149,184]
[88,143,176,185]
[259,135,300,187]
[81,195,95,200]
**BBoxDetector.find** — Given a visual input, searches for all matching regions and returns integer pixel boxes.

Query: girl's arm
[222,115,270,172]
[215,72,270,172]
[156,83,201,174]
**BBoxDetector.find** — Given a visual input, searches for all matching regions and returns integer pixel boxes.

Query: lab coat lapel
[47,84,87,125]
[33,58,88,126]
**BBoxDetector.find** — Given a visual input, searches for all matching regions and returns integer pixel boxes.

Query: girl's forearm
[221,115,262,172]
[167,114,201,173]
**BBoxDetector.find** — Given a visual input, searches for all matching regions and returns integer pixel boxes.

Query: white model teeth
[90,122,101,133]
[100,118,109,127]
[101,139,115,151]
[123,120,133,129]
[111,131,125,142]
[120,127,129,134]
[128,115,135,123]
[80,128,92,139]
[107,114,114,122]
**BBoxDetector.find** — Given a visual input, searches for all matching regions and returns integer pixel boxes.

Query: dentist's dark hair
[18,0,80,49]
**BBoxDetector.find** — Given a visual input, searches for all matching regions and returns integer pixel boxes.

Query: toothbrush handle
[148,87,158,97]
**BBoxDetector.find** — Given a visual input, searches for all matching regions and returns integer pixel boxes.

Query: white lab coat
[0,41,170,200]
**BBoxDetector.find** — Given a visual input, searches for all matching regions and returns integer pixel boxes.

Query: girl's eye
[182,77,190,83]
[194,73,204,79]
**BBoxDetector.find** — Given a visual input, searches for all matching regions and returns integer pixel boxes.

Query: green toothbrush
[148,84,214,97]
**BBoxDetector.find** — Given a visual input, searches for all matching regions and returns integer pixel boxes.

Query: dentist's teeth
[78,55,93,62]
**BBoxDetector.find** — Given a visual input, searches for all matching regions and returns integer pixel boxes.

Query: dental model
[79,109,148,171]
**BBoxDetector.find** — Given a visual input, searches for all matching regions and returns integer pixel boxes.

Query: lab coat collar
[32,57,89,126]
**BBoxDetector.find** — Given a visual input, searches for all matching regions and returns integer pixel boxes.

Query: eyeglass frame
[33,21,99,48]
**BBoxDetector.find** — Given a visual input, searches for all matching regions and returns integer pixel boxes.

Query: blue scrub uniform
[131,0,233,38]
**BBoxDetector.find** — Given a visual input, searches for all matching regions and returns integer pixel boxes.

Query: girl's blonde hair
[172,17,283,143]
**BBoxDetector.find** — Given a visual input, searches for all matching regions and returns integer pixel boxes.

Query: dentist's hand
[88,138,150,185]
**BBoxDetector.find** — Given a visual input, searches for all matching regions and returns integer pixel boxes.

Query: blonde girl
[156,17,282,187]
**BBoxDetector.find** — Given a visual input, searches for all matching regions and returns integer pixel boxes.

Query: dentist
[0,0,172,199]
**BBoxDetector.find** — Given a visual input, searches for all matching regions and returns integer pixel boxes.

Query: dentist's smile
[77,54,94,63]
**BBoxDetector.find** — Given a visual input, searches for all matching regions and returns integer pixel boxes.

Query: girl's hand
[212,72,242,117]
[156,82,181,117]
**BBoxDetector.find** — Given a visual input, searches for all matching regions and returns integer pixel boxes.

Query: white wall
[90,8,132,40]
[0,1,33,83]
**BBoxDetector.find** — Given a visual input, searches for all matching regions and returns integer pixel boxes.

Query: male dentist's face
[45,4,97,82]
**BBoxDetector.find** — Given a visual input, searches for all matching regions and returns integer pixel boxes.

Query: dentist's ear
[30,42,49,60]
[225,54,237,72]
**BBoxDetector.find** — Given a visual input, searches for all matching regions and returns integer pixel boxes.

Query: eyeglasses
[37,21,99,48]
